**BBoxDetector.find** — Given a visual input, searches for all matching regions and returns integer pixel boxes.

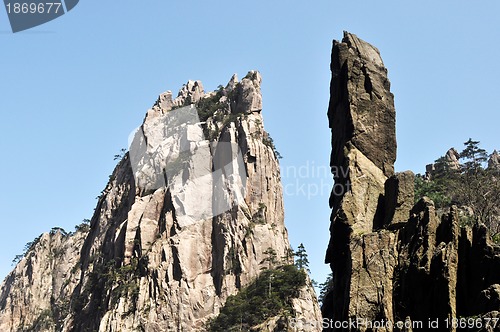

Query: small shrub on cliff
[50,227,68,236]
[262,133,283,159]
[25,309,55,331]
[113,148,127,161]
[318,272,333,305]
[12,235,42,265]
[75,219,91,233]
[196,88,226,122]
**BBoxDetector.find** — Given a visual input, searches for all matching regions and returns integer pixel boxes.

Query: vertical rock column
[323,31,500,332]
[324,31,398,330]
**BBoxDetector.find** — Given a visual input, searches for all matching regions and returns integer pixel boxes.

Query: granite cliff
[0,72,321,331]
[324,32,500,332]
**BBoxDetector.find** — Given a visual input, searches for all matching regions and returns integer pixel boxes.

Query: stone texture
[444,148,461,170]
[291,277,324,331]
[426,148,461,179]
[395,200,460,328]
[348,231,397,321]
[324,32,500,332]
[328,31,396,179]
[173,80,205,107]
[384,171,415,229]
[153,90,174,113]
[334,143,387,234]
[234,70,263,114]
[489,150,500,170]
[0,72,321,332]
[477,284,500,314]
[0,230,88,332]
[325,32,397,328]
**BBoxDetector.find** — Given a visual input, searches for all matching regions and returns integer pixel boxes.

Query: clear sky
[1,1,499,287]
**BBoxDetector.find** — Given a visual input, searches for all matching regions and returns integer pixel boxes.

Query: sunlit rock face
[0,71,322,332]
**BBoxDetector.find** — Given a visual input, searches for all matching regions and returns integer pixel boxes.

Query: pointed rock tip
[241,70,262,91]
[336,31,384,67]
[226,73,239,91]
[342,30,353,39]
[243,70,262,83]
[184,80,204,92]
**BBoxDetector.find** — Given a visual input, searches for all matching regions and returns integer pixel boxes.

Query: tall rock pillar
[324,31,398,330]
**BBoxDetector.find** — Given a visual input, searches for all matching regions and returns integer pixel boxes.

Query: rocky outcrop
[324,32,500,332]
[425,148,462,180]
[489,150,500,170]
[328,32,396,179]
[0,72,321,331]
[445,148,461,170]
[384,171,415,229]
[0,230,87,332]
[426,148,461,179]
[325,32,399,328]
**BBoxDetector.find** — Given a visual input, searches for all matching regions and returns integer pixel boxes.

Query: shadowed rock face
[328,32,396,179]
[0,72,322,332]
[324,32,500,332]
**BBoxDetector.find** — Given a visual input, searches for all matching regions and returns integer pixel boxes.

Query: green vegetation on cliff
[208,265,306,331]
[415,139,500,241]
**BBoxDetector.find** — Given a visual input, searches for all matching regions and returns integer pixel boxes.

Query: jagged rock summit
[0,71,321,332]
[328,31,396,179]
[324,32,500,331]
[489,150,500,170]
[426,147,461,178]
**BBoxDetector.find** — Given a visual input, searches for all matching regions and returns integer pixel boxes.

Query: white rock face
[0,72,321,331]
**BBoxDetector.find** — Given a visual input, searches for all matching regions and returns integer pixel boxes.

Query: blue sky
[1,1,499,287]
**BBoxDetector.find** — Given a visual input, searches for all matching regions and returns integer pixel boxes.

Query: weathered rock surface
[426,148,461,179]
[0,72,321,331]
[325,32,399,328]
[384,171,415,229]
[489,150,500,170]
[324,32,500,332]
[328,32,396,179]
[0,230,87,332]
[445,148,461,170]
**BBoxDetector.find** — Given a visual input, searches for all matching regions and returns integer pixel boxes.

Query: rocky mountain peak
[225,73,239,91]
[489,150,500,170]
[0,71,321,332]
[323,32,500,331]
[445,147,461,169]
[329,32,396,179]
[342,31,385,68]
[174,79,205,106]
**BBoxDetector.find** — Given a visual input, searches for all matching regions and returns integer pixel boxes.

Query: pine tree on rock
[294,243,310,273]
